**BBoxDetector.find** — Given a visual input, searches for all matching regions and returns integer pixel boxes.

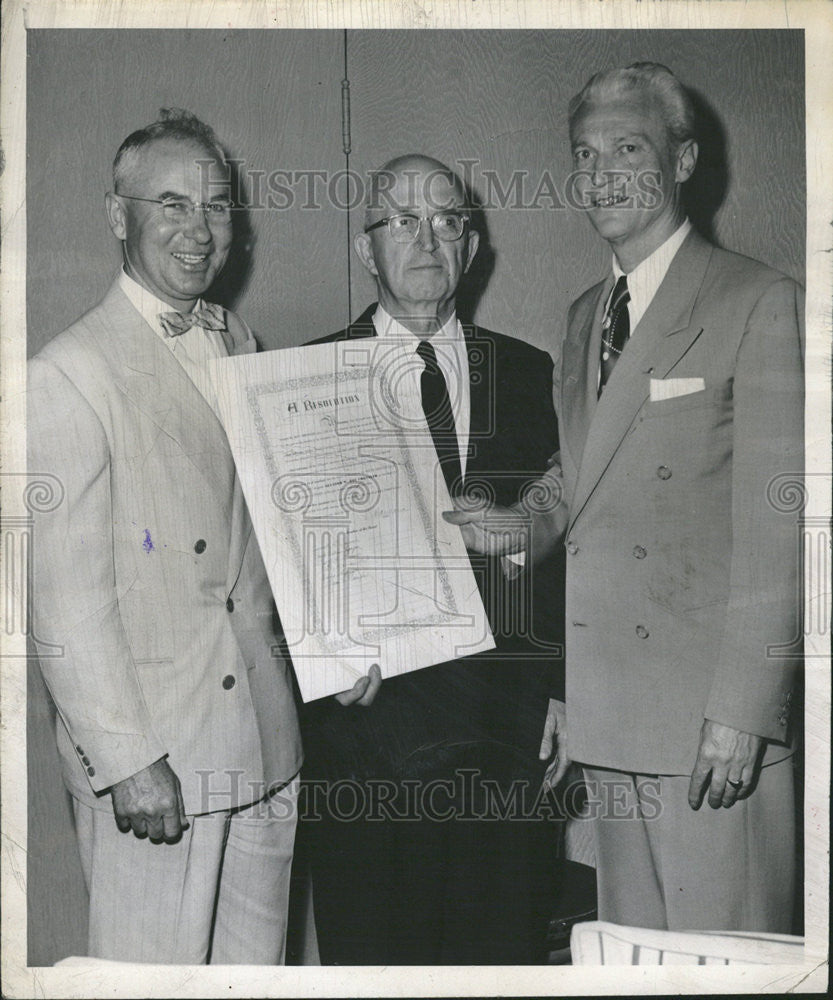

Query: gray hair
[568,62,696,148]
[112,108,226,192]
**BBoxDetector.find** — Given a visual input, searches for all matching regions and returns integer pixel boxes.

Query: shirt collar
[371,304,461,345]
[118,269,206,336]
[611,219,692,330]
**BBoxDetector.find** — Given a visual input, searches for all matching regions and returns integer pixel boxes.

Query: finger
[130,816,149,838]
[542,757,560,792]
[552,753,570,788]
[114,812,132,834]
[734,766,756,801]
[176,785,190,831]
[538,715,556,761]
[335,675,370,706]
[146,815,165,841]
[357,663,382,707]
[442,508,483,525]
[162,810,184,842]
[721,774,743,809]
[707,764,730,809]
[727,764,757,803]
[687,759,711,810]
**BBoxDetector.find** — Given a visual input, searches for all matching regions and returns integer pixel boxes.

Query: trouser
[581,759,796,932]
[302,758,559,965]
[73,776,299,964]
[301,655,562,964]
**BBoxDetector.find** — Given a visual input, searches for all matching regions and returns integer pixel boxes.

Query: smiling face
[354,158,479,333]
[105,137,232,309]
[570,95,697,269]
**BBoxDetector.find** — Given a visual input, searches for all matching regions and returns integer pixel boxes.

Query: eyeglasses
[365,211,470,244]
[118,194,234,225]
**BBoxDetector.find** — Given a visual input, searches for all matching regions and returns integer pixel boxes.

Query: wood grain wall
[26,28,804,964]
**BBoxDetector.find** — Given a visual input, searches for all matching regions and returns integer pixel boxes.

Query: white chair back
[570,920,804,965]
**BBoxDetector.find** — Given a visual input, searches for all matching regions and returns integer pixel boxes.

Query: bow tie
[158,302,226,337]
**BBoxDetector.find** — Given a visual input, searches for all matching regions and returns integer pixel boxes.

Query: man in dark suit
[300,154,565,964]
[449,64,803,933]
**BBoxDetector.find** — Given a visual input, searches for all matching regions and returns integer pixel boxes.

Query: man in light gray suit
[28,109,310,963]
[448,63,803,932]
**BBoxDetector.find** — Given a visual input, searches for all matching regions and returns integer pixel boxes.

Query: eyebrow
[386,202,462,214]
[155,190,231,201]
[614,132,650,144]
[572,131,650,148]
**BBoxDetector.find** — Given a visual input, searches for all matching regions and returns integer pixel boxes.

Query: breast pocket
[637,379,733,481]
[643,379,733,417]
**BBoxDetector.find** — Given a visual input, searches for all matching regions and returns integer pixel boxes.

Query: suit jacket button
[657,465,672,480]
[226,597,234,612]
[86,766,95,776]
[222,675,236,690]
[633,545,647,559]
[194,539,207,554]
[635,625,649,639]
[75,745,83,754]
[81,756,90,766]
[566,541,579,555]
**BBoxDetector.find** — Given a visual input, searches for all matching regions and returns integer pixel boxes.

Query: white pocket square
[650,377,706,402]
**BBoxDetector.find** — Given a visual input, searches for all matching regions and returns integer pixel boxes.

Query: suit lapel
[568,232,714,528]
[560,276,612,474]
[99,282,260,600]
[343,303,378,340]
[103,285,237,520]
[221,313,261,594]
[463,324,491,480]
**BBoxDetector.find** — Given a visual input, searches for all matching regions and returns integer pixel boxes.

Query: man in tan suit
[28,110,305,963]
[448,63,803,931]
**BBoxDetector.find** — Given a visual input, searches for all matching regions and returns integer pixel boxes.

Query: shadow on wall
[683,87,730,247]
[455,180,495,326]
[209,153,255,311]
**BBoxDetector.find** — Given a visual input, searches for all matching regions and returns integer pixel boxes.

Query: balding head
[355,154,478,335]
[364,154,469,230]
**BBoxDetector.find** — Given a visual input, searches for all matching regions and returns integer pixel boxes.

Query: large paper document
[211,341,495,701]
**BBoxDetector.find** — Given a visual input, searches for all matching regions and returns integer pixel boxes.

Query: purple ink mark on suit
[142,529,154,554]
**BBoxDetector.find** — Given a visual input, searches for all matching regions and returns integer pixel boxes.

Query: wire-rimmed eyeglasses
[117,194,234,225]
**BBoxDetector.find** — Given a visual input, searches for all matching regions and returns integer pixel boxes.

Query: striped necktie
[599,275,630,393]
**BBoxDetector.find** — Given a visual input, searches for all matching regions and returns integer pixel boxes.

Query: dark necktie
[599,274,630,393]
[158,301,227,337]
[416,339,462,496]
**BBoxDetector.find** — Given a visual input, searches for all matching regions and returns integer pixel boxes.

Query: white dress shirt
[371,305,526,571]
[598,219,691,388]
[371,305,471,477]
[118,269,228,415]
[609,218,692,332]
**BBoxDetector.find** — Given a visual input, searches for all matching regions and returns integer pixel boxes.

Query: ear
[105,192,127,241]
[463,228,480,274]
[675,139,698,184]
[354,231,379,277]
